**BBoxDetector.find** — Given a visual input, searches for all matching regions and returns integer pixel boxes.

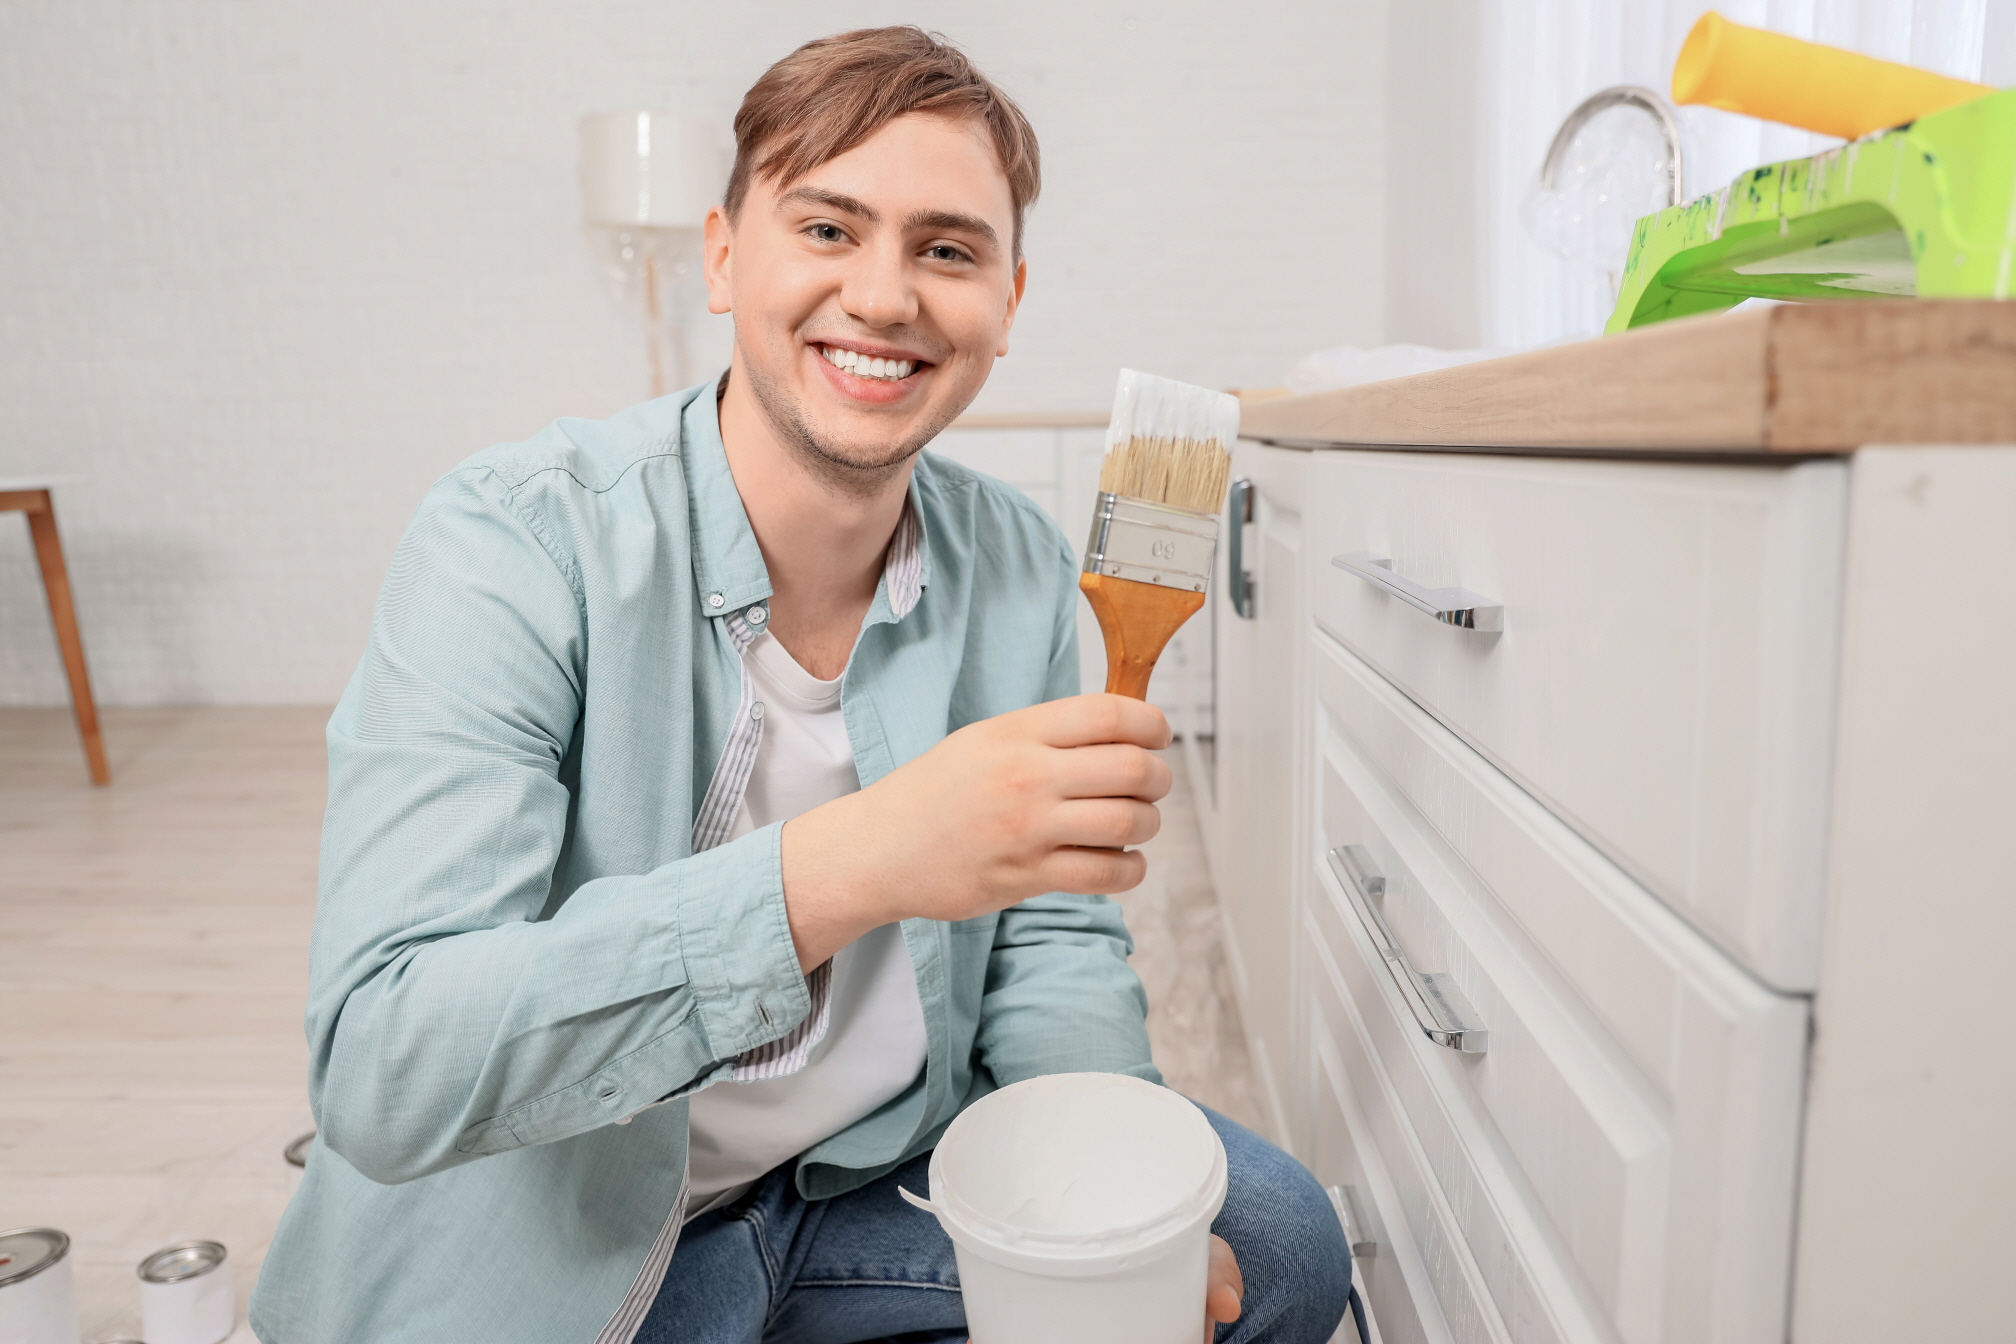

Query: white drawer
[1308,451,1844,989]
[1306,634,1808,1344]
[1304,942,1485,1344]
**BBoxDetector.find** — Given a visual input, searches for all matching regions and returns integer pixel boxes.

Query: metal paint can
[0,1227,80,1344]
[283,1130,315,1195]
[138,1241,233,1344]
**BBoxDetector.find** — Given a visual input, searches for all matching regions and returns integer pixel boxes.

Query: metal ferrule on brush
[1082,492,1219,594]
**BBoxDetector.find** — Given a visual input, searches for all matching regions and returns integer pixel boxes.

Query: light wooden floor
[2,707,1260,1340]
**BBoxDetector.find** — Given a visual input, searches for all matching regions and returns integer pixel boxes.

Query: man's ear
[703,203,734,315]
[995,255,1027,358]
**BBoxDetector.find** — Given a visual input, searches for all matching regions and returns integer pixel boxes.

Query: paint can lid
[138,1240,227,1284]
[0,1228,70,1288]
[283,1131,315,1168]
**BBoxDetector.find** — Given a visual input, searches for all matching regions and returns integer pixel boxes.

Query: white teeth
[820,347,915,381]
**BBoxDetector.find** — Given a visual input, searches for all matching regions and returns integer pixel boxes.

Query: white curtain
[1474,0,1992,347]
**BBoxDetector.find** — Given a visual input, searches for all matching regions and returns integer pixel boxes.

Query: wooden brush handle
[1079,572,1207,700]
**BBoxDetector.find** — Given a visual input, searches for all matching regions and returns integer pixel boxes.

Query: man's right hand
[780,693,1174,970]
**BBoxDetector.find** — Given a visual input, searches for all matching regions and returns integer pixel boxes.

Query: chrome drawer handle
[1326,845,1489,1054]
[1331,552,1503,632]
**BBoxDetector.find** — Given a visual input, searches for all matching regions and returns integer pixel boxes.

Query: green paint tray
[1608,86,2016,332]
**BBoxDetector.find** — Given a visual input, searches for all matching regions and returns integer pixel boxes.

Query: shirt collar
[682,373,930,625]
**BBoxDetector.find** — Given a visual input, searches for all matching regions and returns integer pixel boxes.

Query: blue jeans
[637,1104,1350,1344]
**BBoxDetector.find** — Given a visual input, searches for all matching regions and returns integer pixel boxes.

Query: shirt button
[751,702,765,722]
[746,605,768,626]
[708,593,725,609]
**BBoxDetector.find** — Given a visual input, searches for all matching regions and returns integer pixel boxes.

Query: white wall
[0,0,1384,706]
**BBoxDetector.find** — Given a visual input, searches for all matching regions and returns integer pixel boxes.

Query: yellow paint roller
[1673,11,1993,140]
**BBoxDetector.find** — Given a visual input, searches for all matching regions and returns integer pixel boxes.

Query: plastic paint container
[138,1241,234,1344]
[901,1073,1228,1344]
[0,1227,80,1344]
[284,1130,315,1195]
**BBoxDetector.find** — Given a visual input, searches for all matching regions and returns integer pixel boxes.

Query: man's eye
[810,224,845,242]
[927,245,968,263]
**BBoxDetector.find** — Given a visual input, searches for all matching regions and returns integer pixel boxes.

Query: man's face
[704,112,1026,483]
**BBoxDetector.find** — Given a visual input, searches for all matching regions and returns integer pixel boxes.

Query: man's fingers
[1048,797,1161,851]
[1053,743,1172,803]
[1205,1234,1244,1332]
[1026,693,1172,750]
[1038,844,1148,895]
[1213,1234,1244,1303]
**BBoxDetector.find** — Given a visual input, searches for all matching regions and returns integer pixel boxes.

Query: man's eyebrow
[777,186,879,221]
[904,208,998,246]
[777,187,999,249]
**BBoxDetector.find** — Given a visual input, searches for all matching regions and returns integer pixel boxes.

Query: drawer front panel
[1309,837,1635,1344]
[1307,451,1843,989]
[1305,939,1493,1344]
[1308,635,1808,1344]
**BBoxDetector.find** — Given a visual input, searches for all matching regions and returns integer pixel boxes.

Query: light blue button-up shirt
[249,380,1159,1343]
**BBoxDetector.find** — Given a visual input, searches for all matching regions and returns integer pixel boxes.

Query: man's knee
[1202,1105,1351,1344]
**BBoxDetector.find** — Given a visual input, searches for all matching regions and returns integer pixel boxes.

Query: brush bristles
[1097,435,1233,516]
[1099,368,1241,516]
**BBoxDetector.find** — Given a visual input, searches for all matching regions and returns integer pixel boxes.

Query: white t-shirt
[684,630,930,1212]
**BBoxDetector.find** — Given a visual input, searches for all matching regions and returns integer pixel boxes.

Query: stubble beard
[738,344,965,500]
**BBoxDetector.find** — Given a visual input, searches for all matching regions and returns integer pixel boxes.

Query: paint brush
[1079,369,1240,700]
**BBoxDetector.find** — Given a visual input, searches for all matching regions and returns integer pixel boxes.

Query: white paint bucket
[901,1073,1227,1344]
[138,1241,233,1344]
[0,1227,79,1344]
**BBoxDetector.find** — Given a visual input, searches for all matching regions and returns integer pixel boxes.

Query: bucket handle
[897,1186,944,1217]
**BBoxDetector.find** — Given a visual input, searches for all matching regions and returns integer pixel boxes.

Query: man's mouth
[817,344,923,383]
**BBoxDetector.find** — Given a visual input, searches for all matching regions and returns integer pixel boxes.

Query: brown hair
[725,27,1041,256]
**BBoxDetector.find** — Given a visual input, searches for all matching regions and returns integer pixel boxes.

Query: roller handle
[1674,11,1991,141]
[1079,572,1207,700]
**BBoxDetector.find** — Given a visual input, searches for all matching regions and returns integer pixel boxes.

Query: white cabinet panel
[1308,634,1808,1344]
[1792,447,2016,1343]
[927,429,1060,485]
[1206,443,1311,1138]
[1307,452,1844,990]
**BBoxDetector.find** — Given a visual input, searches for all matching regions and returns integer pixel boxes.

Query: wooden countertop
[1238,300,2016,455]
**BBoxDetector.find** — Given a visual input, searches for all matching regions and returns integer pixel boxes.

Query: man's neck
[716,363,914,680]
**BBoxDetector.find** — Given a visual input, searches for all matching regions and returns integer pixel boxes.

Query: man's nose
[839,238,919,329]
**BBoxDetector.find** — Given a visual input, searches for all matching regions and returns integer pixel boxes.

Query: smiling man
[250,28,1347,1344]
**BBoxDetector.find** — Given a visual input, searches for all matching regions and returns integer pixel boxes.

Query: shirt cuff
[729,956,834,1080]
[672,821,813,1062]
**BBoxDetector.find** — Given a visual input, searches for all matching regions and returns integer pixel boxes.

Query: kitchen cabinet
[1207,303,2016,1344]
[1205,446,1310,1137]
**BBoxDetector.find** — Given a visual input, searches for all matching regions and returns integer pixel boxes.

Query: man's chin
[796,428,933,476]
[746,361,972,491]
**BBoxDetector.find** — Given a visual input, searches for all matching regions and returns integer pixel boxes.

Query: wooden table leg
[17,489,111,785]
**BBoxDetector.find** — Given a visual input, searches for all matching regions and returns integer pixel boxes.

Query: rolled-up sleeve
[308,468,807,1186]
